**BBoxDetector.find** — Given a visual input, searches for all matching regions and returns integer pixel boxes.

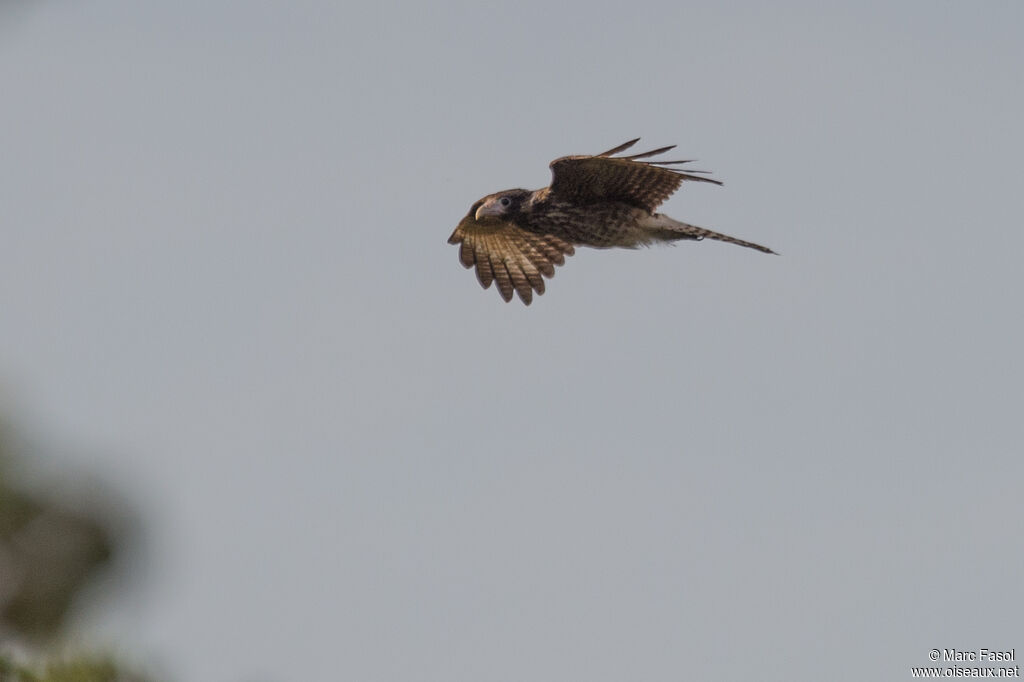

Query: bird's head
[473,189,531,221]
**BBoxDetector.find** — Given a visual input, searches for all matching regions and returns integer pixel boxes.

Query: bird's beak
[475,199,502,221]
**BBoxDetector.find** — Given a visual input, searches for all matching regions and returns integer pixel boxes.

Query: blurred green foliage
[0,477,113,638]
[0,420,152,681]
[0,653,149,682]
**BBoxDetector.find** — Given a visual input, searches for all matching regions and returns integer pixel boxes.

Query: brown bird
[448,138,775,304]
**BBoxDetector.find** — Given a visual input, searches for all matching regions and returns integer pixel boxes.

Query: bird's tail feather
[642,214,777,255]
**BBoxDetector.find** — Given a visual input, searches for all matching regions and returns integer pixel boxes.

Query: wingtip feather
[597,138,641,157]
[623,144,677,160]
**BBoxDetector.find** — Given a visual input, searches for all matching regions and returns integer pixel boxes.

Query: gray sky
[2,1,1022,680]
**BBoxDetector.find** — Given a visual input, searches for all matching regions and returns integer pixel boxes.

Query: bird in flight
[448,138,775,304]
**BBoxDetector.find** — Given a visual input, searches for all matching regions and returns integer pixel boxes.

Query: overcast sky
[2,2,1022,681]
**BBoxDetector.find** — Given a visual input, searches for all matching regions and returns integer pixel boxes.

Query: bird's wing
[447,207,575,305]
[547,138,722,213]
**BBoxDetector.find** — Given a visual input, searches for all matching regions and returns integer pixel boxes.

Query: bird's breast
[528,200,651,248]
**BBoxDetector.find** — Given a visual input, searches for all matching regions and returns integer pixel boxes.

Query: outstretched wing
[447,205,575,305]
[547,138,722,213]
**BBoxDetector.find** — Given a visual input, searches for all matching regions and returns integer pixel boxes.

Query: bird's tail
[641,213,777,255]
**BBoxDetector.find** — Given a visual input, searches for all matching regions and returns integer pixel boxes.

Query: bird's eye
[499,197,512,207]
